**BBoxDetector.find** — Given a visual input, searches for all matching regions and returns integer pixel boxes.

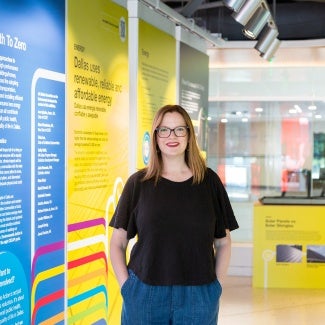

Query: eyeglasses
[155,126,189,138]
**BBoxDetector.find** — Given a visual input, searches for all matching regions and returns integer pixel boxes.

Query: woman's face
[156,112,188,159]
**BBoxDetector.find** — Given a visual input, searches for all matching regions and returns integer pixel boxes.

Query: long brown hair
[143,104,206,184]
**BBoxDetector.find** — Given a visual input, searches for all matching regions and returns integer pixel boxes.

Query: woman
[110,104,238,324]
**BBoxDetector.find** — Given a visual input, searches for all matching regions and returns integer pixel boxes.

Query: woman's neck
[161,158,192,182]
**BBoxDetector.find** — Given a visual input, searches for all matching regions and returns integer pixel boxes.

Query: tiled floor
[219,276,325,325]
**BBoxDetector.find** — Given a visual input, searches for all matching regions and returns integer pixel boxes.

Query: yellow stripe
[68,267,107,288]
[39,311,65,325]
[31,264,65,313]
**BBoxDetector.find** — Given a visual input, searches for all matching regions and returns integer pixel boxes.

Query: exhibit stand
[253,203,325,288]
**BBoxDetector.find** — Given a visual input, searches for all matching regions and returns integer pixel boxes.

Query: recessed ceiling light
[242,117,248,122]
[294,105,302,113]
[315,114,322,119]
[308,105,317,111]
[221,118,228,123]
[255,107,263,112]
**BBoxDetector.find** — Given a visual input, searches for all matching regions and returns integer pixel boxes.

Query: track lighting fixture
[232,0,262,26]
[243,6,270,39]
[223,0,281,60]
[223,0,246,12]
[260,37,281,60]
[254,25,278,53]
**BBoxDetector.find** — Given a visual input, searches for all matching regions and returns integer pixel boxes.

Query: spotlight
[243,6,270,39]
[254,25,279,53]
[223,0,247,12]
[232,0,262,26]
[223,0,281,60]
[260,37,281,60]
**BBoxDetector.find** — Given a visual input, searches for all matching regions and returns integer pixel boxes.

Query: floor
[219,276,325,325]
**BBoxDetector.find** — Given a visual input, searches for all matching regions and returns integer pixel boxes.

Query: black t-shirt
[109,168,239,285]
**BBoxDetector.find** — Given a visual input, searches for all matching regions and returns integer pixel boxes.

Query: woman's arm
[214,229,232,284]
[110,227,129,288]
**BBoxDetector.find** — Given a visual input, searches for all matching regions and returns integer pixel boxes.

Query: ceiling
[161,0,325,41]
[156,0,325,123]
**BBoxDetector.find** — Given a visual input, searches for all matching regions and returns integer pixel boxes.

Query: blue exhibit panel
[0,1,65,324]
[31,72,65,325]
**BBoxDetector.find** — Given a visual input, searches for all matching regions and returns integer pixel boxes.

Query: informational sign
[137,19,176,168]
[31,70,65,325]
[179,42,209,150]
[67,0,129,323]
[253,204,325,288]
[0,1,65,324]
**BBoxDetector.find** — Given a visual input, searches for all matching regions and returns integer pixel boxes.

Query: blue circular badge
[142,132,150,165]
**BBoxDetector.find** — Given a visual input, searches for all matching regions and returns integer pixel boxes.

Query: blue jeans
[121,270,222,325]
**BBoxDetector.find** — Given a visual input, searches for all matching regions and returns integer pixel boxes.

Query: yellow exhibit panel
[67,0,129,323]
[137,19,176,168]
[253,204,325,288]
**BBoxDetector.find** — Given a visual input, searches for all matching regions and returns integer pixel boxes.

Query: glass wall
[207,60,325,244]
[207,100,325,201]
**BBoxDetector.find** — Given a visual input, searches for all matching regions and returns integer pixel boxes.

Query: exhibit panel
[0,1,65,324]
[253,204,325,288]
[67,0,129,323]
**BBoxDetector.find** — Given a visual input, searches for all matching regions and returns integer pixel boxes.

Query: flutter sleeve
[109,171,142,239]
[208,168,239,238]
